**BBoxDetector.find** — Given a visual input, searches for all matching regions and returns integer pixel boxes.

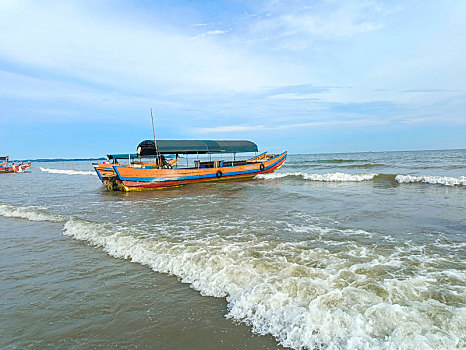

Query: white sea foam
[2,203,462,349]
[40,167,96,176]
[257,172,466,187]
[0,203,65,222]
[62,219,465,350]
[396,175,466,186]
[256,172,378,182]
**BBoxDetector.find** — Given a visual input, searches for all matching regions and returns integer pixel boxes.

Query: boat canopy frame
[137,140,258,156]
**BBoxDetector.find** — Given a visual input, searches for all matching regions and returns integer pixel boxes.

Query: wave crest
[257,172,466,186]
[396,175,466,186]
[61,218,464,350]
[0,203,65,222]
[256,172,378,182]
[40,167,96,175]
[3,202,461,350]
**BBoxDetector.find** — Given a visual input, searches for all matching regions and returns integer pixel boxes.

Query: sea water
[0,150,465,349]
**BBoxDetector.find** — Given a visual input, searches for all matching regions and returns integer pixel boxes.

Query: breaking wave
[257,172,466,186]
[396,175,466,186]
[61,218,465,350]
[0,203,66,222]
[40,167,96,176]
[256,172,378,182]
[0,202,464,349]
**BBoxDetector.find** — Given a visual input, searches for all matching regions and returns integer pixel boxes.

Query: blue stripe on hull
[94,167,104,181]
[115,153,285,183]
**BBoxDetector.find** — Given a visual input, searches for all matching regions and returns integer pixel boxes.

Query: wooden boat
[95,140,286,191]
[0,156,31,173]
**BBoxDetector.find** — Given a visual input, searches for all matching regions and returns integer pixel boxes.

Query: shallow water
[1,150,465,349]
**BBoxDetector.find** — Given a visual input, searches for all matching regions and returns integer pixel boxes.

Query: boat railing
[193,160,248,169]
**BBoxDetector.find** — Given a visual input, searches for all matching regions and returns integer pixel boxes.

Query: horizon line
[14,147,466,162]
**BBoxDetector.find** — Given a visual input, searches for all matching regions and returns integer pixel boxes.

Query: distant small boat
[0,156,31,173]
[94,140,286,191]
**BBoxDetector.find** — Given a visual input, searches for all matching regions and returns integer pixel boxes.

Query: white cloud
[191,29,228,39]
[269,93,322,100]
[0,0,304,95]
[240,0,388,50]
[205,30,227,35]
[0,0,465,132]
[193,118,389,134]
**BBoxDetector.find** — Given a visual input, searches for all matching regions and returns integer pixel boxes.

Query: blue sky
[0,0,465,158]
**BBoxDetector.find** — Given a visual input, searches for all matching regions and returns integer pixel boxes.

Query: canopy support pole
[150,108,161,168]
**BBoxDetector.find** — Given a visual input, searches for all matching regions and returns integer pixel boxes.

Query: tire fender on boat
[216,170,222,178]
[259,164,265,171]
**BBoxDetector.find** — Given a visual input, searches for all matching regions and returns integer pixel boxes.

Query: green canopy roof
[137,140,258,156]
[107,154,138,160]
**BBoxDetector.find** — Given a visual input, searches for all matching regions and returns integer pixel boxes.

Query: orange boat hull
[108,152,286,191]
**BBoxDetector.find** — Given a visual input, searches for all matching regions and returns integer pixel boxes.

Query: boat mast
[150,108,161,168]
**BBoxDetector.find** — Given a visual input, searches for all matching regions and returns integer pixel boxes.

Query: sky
[0,0,465,158]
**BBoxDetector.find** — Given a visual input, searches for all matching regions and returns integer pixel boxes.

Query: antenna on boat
[150,108,161,168]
